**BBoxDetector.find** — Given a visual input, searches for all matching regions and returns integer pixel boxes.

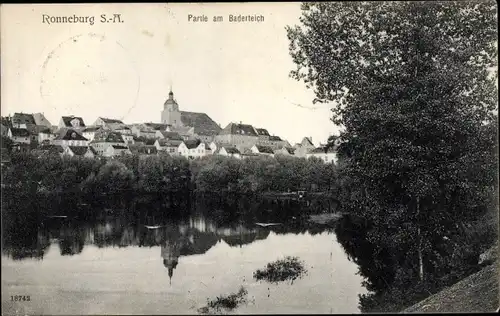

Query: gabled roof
[99,117,124,124]
[180,111,221,136]
[92,130,124,143]
[68,146,91,156]
[171,126,193,135]
[26,125,51,135]
[83,126,102,132]
[183,139,202,149]
[144,122,169,131]
[54,129,88,141]
[32,113,52,127]
[157,138,183,147]
[255,145,274,154]
[223,146,241,154]
[269,135,283,141]
[158,131,183,140]
[112,145,129,150]
[302,137,314,146]
[12,113,36,125]
[61,116,86,128]
[255,128,270,136]
[9,128,30,137]
[129,144,158,155]
[220,123,258,136]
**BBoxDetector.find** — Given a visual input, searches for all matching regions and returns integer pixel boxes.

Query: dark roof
[180,111,221,136]
[144,123,169,131]
[158,131,183,140]
[269,135,283,141]
[112,145,129,150]
[100,117,123,124]
[220,123,258,136]
[309,146,337,154]
[284,147,296,154]
[26,125,51,135]
[157,138,183,147]
[184,139,201,149]
[117,126,131,130]
[54,129,88,141]
[83,126,102,132]
[12,113,36,125]
[255,128,270,136]
[61,116,86,128]
[255,145,275,154]
[129,144,158,155]
[68,146,90,156]
[223,146,241,154]
[9,128,30,137]
[92,130,124,143]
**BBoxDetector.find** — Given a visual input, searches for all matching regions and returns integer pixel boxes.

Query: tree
[287,1,497,312]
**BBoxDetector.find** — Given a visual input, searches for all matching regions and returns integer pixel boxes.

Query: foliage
[1,152,338,197]
[253,256,308,283]
[199,286,248,314]
[288,1,498,312]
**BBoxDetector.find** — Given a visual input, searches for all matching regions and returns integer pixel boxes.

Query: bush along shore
[1,151,339,198]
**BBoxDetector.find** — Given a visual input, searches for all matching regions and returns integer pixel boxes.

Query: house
[37,127,55,144]
[268,135,291,150]
[89,130,126,156]
[58,115,86,130]
[129,144,158,156]
[177,139,209,159]
[26,125,52,144]
[274,146,296,156]
[255,128,271,145]
[7,128,31,144]
[82,126,102,142]
[104,145,131,158]
[168,125,195,140]
[215,122,259,152]
[93,117,124,127]
[52,129,89,147]
[293,137,315,158]
[251,144,275,157]
[155,138,183,155]
[218,146,241,159]
[306,146,338,164]
[156,130,183,140]
[32,113,52,128]
[130,124,158,139]
[12,113,36,128]
[120,133,134,145]
[115,125,132,135]
[160,90,222,142]
[63,146,96,158]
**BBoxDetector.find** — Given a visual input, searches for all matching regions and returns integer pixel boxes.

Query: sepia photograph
[1,2,498,315]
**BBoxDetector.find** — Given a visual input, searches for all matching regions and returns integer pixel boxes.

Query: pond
[1,195,367,315]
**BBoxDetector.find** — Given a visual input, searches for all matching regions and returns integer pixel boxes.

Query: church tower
[161,90,182,127]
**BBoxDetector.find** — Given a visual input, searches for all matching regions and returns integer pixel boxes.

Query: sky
[1,3,340,146]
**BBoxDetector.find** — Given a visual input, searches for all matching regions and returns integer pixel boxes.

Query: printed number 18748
[11,295,30,302]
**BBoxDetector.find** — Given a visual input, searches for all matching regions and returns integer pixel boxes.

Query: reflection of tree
[59,225,85,256]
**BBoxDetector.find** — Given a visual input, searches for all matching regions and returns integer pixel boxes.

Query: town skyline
[1,3,340,146]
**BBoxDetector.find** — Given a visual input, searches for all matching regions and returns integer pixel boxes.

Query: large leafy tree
[287,1,497,312]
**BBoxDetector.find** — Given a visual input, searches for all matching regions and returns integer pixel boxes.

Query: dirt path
[403,262,499,313]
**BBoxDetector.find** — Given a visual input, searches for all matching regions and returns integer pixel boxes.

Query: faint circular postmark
[39,32,141,122]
